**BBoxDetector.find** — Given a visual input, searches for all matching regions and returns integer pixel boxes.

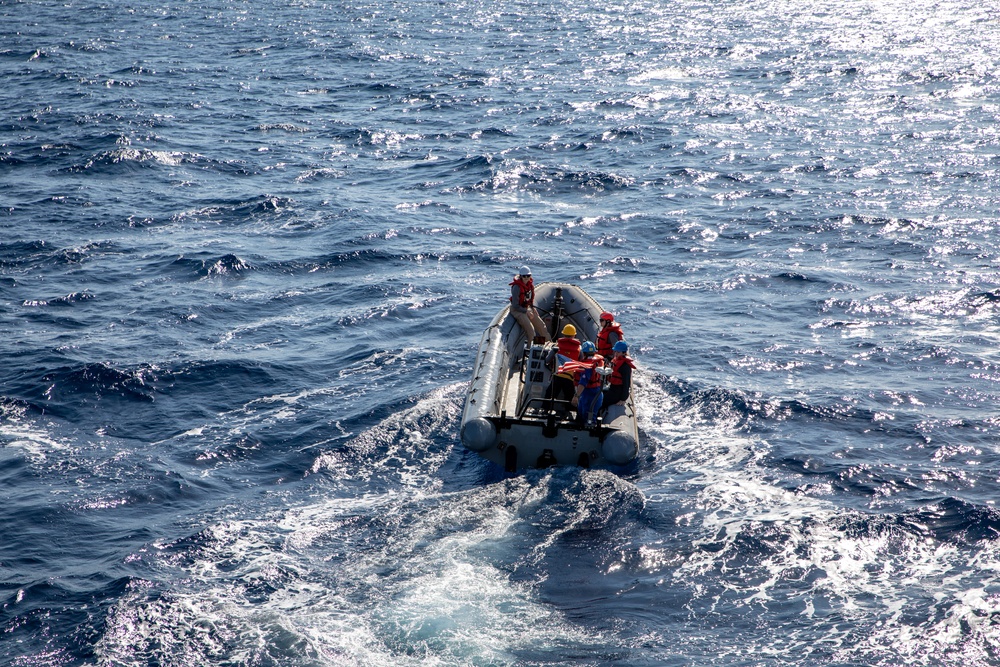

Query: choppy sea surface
[4,0,1000,665]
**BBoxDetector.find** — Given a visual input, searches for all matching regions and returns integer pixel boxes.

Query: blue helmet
[581,341,596,355]
[613,340,629,353]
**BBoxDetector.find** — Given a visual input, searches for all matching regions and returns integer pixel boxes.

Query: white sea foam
[0,408,71,463]
[96,386,607,665]
[633,370,1000,661]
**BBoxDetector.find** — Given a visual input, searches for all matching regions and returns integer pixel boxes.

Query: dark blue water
[3,0,1000,664]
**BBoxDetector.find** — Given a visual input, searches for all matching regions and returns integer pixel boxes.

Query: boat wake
[631,371,1000,665]
[94,385,644,666]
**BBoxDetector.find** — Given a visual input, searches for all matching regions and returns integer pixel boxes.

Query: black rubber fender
[505,445,518,472]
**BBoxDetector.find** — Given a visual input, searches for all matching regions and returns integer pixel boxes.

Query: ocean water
[3,0,1000,664]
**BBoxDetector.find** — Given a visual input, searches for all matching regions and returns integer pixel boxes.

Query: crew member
[553,323,581,361]
[509,266,549,343]
[546,324,581,414]
[596,311,624,359]
[602,340,635,408]
[574,341,605,427]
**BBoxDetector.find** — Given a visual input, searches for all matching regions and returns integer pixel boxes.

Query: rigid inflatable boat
[460,282,639,471]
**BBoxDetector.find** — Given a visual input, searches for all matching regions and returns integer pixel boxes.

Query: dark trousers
[603,384,628,407]
[546,374,575,414]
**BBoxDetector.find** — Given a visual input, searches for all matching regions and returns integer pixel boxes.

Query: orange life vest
[609,355,635,386]
[509,276,534,308]
[556,336,581,361]
[597,322,624,357]
[582,355,605,389]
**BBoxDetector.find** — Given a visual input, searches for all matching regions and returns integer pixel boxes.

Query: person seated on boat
[602,340,635,409]
[545,324,581,415]
[509,266,550,344]
[574,341,605,427]
[596,311,625,360]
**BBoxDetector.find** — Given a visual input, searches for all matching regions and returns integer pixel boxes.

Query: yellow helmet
[561,324,577,336]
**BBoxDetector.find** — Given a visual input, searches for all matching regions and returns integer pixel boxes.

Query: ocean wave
[354,127,424,147]
[40,362,158,403]
[21,291,96,308]
[911,497,1000,545]
[294,165,348,183]
[0,138,89,170]
[293,241,508,276]
[0,574,135,661]
[56,134,254,178]
[655,377,796,431]
[0,240,49,269]
[14,358,278,421]
[172,195,296,225]
[165,253,254,279]
[0,239,125,275]
[251,122,310,133]
[823,287,1000,324]
[205,253,254,277]
[311,384,464,489]
[459,158,635,194]
[164,359,280,401]
[0,396,68,462]
[71,147,194,173]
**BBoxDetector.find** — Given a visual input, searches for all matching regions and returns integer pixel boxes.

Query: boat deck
[500,343,564,420]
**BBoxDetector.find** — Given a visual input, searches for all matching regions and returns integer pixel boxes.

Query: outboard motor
[536,449,557,468]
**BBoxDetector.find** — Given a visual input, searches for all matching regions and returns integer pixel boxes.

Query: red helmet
[600,311,614,322]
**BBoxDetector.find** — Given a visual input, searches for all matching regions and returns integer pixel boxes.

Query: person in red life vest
[596,311,624,359]
[553,323,582,361]
[509,266,550,343]
[572,341,605,427]
[602,340,635,408]
[545,323,582,414]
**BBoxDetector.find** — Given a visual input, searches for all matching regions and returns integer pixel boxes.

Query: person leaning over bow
[602,340,635,408]
[509,265,550,343]
[596,311,624,360]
